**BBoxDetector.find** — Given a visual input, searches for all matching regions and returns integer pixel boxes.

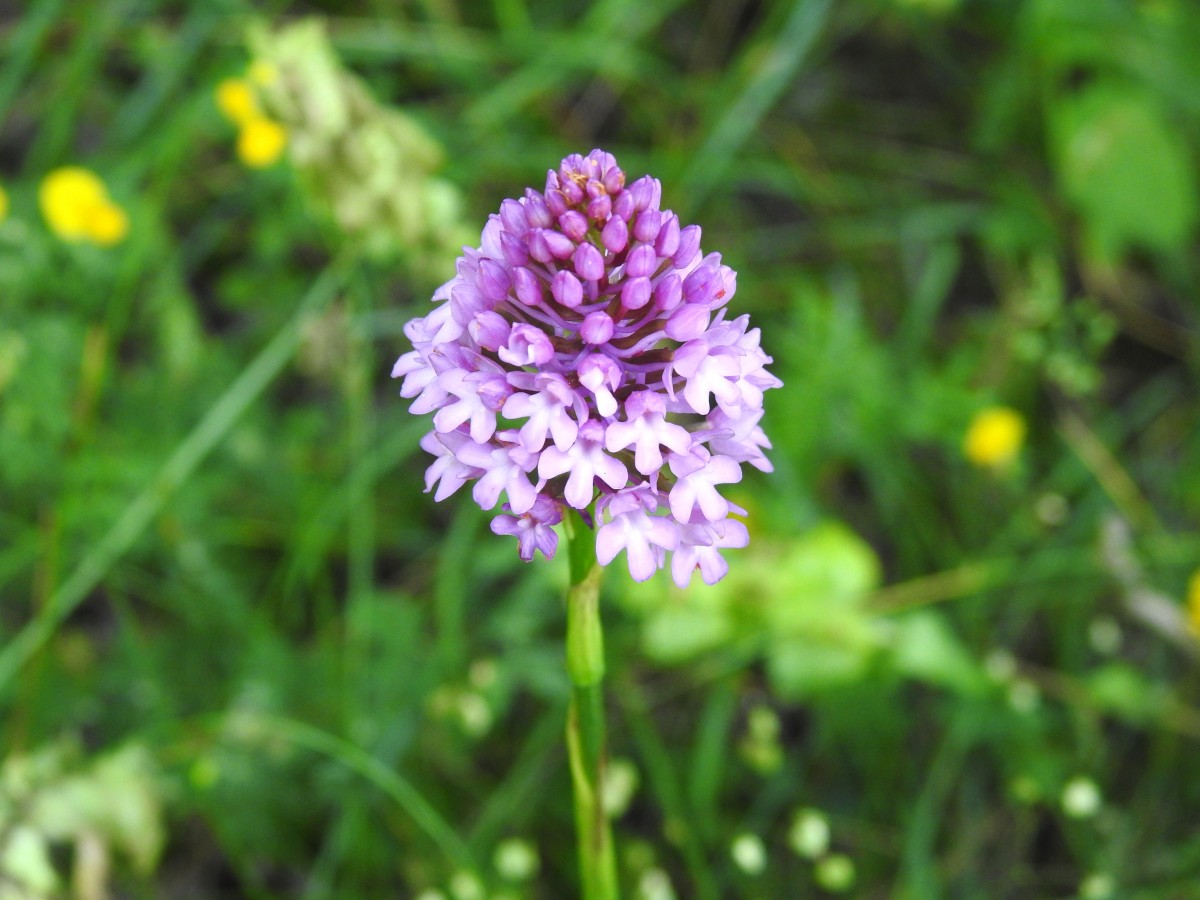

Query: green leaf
[1052,82,1197,254]
[1084,663,1169,723]
[756,522,880,634]
[766,638,875,698]
[888,612,985,695]
[642,603,735,665]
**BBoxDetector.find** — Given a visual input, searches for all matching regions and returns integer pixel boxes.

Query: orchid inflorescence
[393,150,779,587]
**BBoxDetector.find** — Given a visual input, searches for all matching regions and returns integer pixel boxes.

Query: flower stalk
[565,512,618,900]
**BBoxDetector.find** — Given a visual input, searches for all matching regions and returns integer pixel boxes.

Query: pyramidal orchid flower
[393,150,780,587]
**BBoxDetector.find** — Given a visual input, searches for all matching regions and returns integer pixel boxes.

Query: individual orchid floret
[393,149,779,583]
[420,430,482,501]
[491,496,564,561]
[502,373,582,453]
[667,449,743,523]
[595,489,680,582]
[670,517,750,588]
[432,366,510,444]
[605,391,692,476]
[538,420,629,510]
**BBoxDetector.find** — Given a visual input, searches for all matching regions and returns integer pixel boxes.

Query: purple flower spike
[393,149,779,581]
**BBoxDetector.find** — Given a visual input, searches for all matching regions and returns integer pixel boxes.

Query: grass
[1,1,1199,898]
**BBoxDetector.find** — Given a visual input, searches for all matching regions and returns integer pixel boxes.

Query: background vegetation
[2,1,1199,897]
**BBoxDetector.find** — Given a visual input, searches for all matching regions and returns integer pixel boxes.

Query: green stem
[565,512,618,900]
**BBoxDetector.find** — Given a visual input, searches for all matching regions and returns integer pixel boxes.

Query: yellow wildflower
[237,117,287,168]
[0,182,8,221]
[40,167,106,239]
[39,167,129,246]
[87,200,129,246]
[1187,570,1200,636]
[964,406,1026,469]
[215,77,259,125]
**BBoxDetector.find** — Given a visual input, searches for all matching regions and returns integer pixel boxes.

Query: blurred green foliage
[1,0,1199,897]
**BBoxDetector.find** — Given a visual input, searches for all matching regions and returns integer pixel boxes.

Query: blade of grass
[0,0,64,128]
[259,714,479,877]
[464,0,687,132]
[1057,407,1158,532]
[467,707,563,852]
[899,718,972,898]
[20,0,131,175]
[679,0,833,212]
[687,674,739,846]
[277,416,428,606]
[104,8,220,151]
[344,271,378,726]
[618,678,718,900]
[0,262,348,699]
[434,505,483,674]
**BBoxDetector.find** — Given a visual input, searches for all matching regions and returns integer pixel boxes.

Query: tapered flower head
[394,150,780,586]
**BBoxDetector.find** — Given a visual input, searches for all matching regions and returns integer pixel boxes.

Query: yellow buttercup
[39,167,129,246]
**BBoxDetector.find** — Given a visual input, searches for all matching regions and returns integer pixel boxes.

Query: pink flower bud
[500,199,528,235]
[552,270,584,308]
[612,190,635,221]
[513,267,543,306]
[559,210,588,242]
[500,231,529,267]
[654,214,680,257]
[653,273,682,311]
[581,311,615,345]
[621,276,652,310]
[469,311,511,350]
[625,244,659,278]
[523,189,553,228]
[587,194,612,221]
[574,243,605,282]
[633,209,661,243]
[673,224,701,268]
[601,216,628,254]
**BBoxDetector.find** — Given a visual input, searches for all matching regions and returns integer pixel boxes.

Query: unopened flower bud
[581,312,615,345]
[654,214,680,257]
[559,210,588,242]
[612,190,635,221]
[601,216,628,254]
[523,189,553,227]
[500,231,529,266]
[469,311,511,350]
[477,258,510,301]
[653,273,682,311]
[633,209,661,243]
[621,276,652,311]
[574,243,605,282]
[674,224,701,268]
[587,193,612,221]
[552,270,583,308]
[513,267,543,306]
[500,199,528,236]
[625,244,658,278]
